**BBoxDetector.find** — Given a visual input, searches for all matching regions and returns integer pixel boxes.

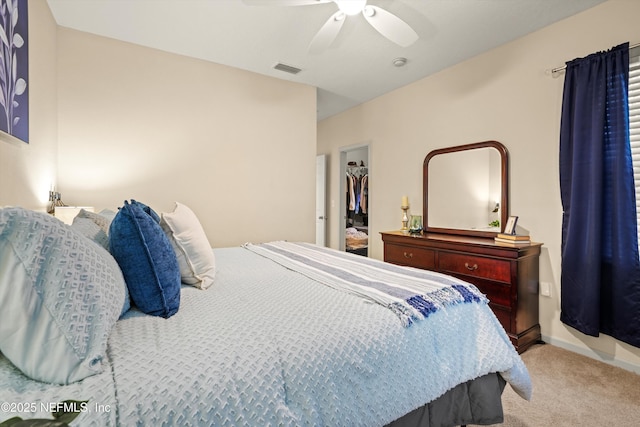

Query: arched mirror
[423,141,508,238]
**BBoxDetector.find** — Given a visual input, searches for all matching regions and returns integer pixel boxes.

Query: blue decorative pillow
[131,199,160,223]
[0,207,128,384]
[109,200,180,318]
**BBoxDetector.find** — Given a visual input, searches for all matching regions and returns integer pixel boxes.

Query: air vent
[273,62,302,75]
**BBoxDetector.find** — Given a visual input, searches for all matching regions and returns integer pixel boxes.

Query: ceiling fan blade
[308,11,345,54]
[242,0,332,6]
[362,5,418,47]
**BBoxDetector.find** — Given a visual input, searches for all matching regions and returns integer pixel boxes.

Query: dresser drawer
[473,280,511,308]
[385,244,435,270]
[491,306,512,333]
[438,252,511,284]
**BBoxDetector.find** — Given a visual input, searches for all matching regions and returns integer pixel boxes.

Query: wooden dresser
[381,231,542,353]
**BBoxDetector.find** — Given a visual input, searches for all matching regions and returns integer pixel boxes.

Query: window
[629,47,640,254]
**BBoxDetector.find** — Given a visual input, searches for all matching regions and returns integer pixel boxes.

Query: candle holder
[401,205,409,231]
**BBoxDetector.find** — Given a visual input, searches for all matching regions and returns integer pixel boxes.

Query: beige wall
[0,1,58,210]
[56,29,317,248]
[318,0,640,370]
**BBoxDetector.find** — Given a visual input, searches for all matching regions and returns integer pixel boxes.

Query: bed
[0,203,531,427]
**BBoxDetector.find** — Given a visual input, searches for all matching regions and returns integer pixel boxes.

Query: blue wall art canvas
[0,0,28,143]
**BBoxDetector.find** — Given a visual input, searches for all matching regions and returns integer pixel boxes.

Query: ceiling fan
[243,0,418,53]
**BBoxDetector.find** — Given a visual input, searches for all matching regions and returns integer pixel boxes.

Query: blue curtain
[560,42,640,348]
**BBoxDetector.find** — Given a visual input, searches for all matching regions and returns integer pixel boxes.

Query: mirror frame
[423,140,509,238]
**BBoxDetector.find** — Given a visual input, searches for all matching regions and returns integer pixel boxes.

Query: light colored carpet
[478,343,640,426]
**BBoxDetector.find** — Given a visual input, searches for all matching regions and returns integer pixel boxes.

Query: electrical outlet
[540,281,552,297]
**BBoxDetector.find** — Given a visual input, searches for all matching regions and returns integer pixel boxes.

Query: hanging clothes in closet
[346,164,369,256]
[346,165,368,227]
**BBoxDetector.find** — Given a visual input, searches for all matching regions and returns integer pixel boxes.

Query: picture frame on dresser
[504,216,519,235]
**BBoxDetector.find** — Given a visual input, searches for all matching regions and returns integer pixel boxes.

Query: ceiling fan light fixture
[363,5,375,17]
[336,0,366,16]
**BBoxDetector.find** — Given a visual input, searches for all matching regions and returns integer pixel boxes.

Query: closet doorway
[339,144,370,256]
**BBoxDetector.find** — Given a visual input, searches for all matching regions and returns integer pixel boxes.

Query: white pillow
[160,202,216,289]
[0,207,128,384]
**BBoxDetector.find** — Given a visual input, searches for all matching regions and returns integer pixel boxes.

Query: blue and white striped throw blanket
[243,241,488,327]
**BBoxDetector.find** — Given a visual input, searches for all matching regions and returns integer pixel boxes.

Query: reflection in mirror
[428,148,501,231]
[423,141,508,238]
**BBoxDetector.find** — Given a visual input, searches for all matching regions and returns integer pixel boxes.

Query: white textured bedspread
[0,245,531,426]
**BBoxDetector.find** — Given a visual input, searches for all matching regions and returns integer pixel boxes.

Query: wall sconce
[47,190,65,215]
[492,202,500,213]
[47,190,94,224]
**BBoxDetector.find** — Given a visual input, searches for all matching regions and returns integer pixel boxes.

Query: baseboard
[541,334,640,374]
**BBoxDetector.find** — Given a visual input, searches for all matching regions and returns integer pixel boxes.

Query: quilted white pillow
[160,202,216,289]
[71,208,115,250]
[0,207,128,384]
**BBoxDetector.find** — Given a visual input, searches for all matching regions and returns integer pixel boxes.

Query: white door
[315,154,327,246]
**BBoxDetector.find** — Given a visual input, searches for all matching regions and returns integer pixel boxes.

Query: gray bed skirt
[386,373,507,427]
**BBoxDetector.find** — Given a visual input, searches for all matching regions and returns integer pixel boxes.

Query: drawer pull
[465,262,478,271]
[403,252,413,259]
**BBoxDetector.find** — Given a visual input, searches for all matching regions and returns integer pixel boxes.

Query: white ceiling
[47,0,606,121]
